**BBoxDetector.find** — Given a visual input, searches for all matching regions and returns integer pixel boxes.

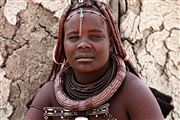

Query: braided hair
[47,0,139,81]
[27,1,174,117]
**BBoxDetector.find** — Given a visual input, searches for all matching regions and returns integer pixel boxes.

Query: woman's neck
[73,60,110,84]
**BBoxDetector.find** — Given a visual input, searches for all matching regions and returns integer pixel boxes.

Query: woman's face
[64,10,111,73]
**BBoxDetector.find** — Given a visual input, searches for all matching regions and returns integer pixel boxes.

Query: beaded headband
[65,8,107,36]
[65,9,107,21]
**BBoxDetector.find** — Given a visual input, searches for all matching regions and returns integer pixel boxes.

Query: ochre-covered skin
[24,0,164,120]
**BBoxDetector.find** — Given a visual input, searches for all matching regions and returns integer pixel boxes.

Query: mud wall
[0,0,179,120]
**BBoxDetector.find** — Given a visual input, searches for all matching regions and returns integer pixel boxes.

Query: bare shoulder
[24,80,54,120]
[32,80,54,107]
[121,71,164,120]
[123,71,151,95]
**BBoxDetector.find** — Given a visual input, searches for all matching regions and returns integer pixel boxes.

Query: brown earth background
[0,0,179,120]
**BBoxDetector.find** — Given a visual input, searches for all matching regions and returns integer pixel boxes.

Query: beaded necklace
[44,103,117,120]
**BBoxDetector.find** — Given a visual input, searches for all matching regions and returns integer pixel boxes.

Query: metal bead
[44,116,48,120]
[79,0,83,3]
[75,117,88,120]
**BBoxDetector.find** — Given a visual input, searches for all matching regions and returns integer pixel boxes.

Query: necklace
[54,54,126,111]
[43,103,117,120]
[64,56,116,100]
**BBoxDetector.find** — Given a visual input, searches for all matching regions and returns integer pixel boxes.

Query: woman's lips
[76,57,94,62]
[75,54,95,62]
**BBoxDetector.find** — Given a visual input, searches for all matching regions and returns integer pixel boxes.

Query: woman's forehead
[64,12,107,32]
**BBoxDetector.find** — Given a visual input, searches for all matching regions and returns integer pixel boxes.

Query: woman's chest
[50,84,129,120]
[50,101,129,120]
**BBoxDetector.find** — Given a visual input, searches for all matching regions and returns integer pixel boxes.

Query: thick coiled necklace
[53,53,126,119]
[64,56,116,100]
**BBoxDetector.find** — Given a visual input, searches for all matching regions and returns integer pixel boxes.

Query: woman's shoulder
[110,71,148,104]
[124,71,148,91]
[120,71,155,103]
[39,80,54,96]
[41,79,54,92]
[25,80,55,119]
[117,71,164,119]
[31,80,54,107]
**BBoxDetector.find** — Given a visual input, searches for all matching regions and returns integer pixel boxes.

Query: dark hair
[47,0,139,81]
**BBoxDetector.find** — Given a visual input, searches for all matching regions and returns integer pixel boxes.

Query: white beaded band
[66,9,107,22]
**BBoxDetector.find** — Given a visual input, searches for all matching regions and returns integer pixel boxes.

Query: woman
[25,0,165,119]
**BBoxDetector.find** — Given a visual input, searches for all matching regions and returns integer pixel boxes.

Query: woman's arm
[24,80,54,120]
[125,72,164,120]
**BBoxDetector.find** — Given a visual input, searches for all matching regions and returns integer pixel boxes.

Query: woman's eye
[89,35,102,41]
[67,36,79,41]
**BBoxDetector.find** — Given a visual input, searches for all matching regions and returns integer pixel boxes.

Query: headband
[65,9,107,21]
[65,8,107,37]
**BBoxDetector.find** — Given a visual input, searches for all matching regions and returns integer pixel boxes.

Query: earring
[52,44,62,64]
[123,54,129,61]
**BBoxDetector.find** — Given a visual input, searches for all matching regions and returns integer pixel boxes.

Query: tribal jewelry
[123,54,129,61]
[43,103,117,120]
[53,44,61,64]
[54,53,126,111]
[66,9,107,22]
[79,8,84,37]
[79,0,83,3]
[64,55,116,100]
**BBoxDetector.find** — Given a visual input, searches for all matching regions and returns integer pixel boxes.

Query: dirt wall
[0,0,179,120]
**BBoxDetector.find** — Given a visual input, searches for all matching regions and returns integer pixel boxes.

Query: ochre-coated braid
[103,4,140,77]
[50,5,72,80]
[55,5,71,64]
[96,2,125,59]
[95,2,139,77]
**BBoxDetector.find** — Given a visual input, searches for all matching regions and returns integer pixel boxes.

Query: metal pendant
[79,0,83,3]
[75,117,88,120]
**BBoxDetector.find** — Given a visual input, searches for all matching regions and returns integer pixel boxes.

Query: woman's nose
[77,40,91,50]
